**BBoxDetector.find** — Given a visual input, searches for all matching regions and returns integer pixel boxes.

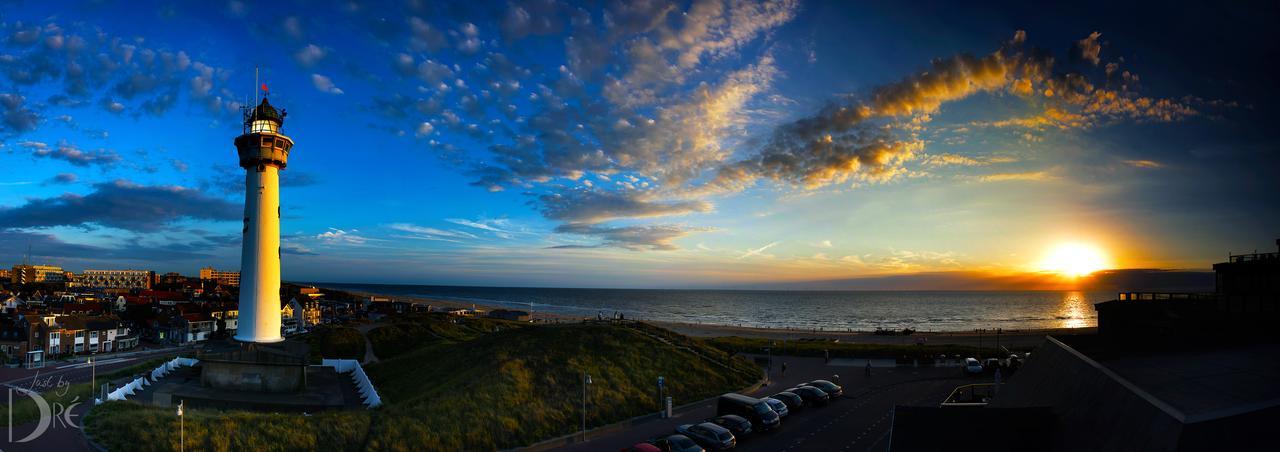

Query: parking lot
[555,356,978,452]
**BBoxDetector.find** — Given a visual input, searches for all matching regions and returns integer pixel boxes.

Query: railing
[941,383,998,407]
[1229,252,1279,263]
[1117,292,1215,302]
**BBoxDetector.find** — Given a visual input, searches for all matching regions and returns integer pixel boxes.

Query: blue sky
[1,0,1277,288]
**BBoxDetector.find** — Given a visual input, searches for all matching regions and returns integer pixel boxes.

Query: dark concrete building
[890,239,1280,451]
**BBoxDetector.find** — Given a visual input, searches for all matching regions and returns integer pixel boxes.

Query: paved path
[553,355,980,451]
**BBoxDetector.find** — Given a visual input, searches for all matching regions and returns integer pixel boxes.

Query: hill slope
[85,319,761,451]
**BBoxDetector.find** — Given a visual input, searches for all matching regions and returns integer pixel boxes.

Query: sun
[1039,242,1109,277]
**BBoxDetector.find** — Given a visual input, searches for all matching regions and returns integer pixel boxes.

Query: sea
[312,283,1110,332]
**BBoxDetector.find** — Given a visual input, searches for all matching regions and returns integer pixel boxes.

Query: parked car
[706,414,753,436]
[788,386,830,405]
[622,443,663,452]
[675,422,736,451]
[651,434,704,452]
[770,391,804,411]
[802,379,844,398]
[964,357,984,374]
[716,393,780,430]
[764,397,790,417]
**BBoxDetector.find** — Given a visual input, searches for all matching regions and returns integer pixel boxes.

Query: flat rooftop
[1059,336,1280,422]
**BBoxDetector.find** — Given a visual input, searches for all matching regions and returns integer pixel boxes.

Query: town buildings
[72,269,156,291]
[10,264,66,284]
[199,266,241,287]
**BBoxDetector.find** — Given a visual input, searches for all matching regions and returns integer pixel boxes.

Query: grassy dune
[85,318,762,451]
[306,325,366,361]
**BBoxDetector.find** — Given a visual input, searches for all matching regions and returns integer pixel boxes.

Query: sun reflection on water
[1056,291,1095,329]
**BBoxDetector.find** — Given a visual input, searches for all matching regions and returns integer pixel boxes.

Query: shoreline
[324,286,1096,347]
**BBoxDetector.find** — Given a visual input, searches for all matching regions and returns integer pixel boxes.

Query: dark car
[771,391,804,411]
[706,414,752,437]
[788,386,830,405]
[675,422,736,451]
[803,379,844,398]
[716,393,781,430]
[651,434,705,452]
[764,397,790,417]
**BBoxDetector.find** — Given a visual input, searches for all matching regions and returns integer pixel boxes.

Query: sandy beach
[328,287,1095,348]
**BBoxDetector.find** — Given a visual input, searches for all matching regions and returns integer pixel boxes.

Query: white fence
[318,359,382,408]
[100,356,199,404]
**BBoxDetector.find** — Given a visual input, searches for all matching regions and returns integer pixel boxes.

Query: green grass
[85,402,371,452]
[366,313,523,359]
[86,320,763,451]
[363,322,760,450]
[306,326,366,361]
[706,336,1016,360]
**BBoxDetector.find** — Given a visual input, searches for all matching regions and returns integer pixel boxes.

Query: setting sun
[1039,242,1109,277]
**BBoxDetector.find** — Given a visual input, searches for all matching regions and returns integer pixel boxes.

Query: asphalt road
[555,356,981,452]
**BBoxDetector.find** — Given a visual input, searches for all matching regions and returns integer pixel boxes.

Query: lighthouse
[233,96,293,343]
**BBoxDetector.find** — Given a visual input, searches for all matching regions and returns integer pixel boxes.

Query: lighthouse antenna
[254,66,259,105]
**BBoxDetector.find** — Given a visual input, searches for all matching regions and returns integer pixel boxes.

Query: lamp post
[764,346,772,384]
[88,354,95,402]
[582,372,592,441]
[177,399,185,452]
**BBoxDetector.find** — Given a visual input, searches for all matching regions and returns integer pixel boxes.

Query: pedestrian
[865,360,872,377]
[781,361,788,377]
[824,349,830,364]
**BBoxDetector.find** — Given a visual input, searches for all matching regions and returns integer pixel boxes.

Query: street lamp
[88,354,95,403]
[177,399,185,452]
[582,372,592,441]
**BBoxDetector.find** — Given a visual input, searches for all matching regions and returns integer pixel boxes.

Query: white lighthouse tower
[233,97,293,343]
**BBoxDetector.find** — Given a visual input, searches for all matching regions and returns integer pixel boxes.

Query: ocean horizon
[308,282,1109,332]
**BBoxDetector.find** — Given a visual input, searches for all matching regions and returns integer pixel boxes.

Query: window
[261,137,275,147]
[76,331,84,338]
[250,119,278,134]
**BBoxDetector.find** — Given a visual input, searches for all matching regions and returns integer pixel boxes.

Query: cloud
[0,180,240,231]
[539,189,712,224]
[444,218,520,239]
[0,230,229,262]
[970,107,1089,130]
[1123,159,1162,169]
[45,173,78,185]
[739,241,780,259]
[705,30,1199,194]
[975,170,1055,182]
[415,121,433,137]
[22,140,122,167]
[387,223,477,242]
[1074,31,1102,65]
[315,228,374,245]
[294,44,326,66]
[552,223,707,251]
[1,93,39,134]
[311,73,344,94]
[171,159,189,172]
[920,153,1018,167]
